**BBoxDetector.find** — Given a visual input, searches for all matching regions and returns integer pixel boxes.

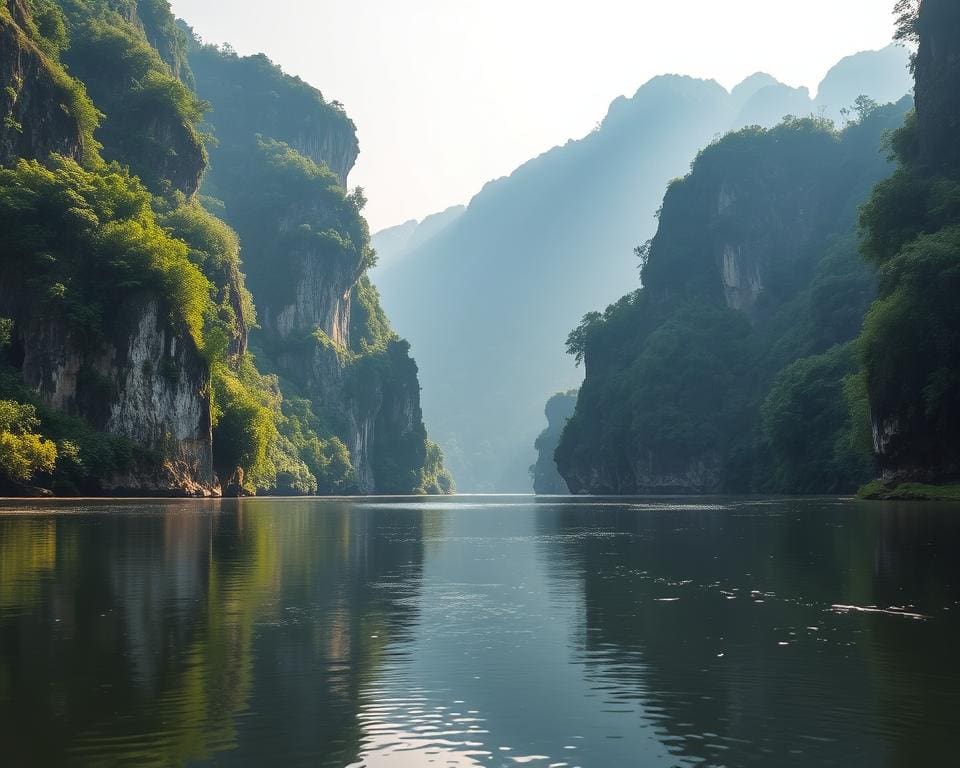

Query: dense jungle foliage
[855,0,960,490]
[555,103,910,494]
[0,0,449,495]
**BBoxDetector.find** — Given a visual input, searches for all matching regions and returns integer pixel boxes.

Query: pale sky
[169,0,898,232]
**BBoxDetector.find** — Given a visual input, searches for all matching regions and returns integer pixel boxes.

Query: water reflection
[1,497,959,767]
[535,498,960,766]
[0,499,432,767]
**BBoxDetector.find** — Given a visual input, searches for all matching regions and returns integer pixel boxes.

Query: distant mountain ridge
[371,205,465,275]
[372,45,913,492]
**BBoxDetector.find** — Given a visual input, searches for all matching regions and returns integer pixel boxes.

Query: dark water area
[1,496,959,767]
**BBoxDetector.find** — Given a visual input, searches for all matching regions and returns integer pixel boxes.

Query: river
[1,496,958,767]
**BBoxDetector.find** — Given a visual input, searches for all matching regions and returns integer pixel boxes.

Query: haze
[169,0,896,231]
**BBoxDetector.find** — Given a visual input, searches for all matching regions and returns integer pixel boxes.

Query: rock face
[862,0,960,486]
[121,111,205,197]
[264,270,427,494]
[188,46,359,187]
[0,0,85,166]
[531,391,577,495]
[190,41,439,495]
[290,128,358,189]
[556,103,911,495]
[914,0,960,175]
[261,245,354,347]
[13,296,216,495]
[719,244,764,313]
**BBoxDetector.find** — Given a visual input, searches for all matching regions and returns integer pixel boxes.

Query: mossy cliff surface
[0,0,450,496]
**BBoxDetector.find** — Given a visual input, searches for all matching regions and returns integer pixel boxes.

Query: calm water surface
[1,496,959,767]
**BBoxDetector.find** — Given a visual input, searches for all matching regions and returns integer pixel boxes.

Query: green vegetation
[23,0,68,58]
[420,440,454,495]
[211,355,360,495]
[188,38,356,172]
[351,275,392,354]
[0,157,211,347]
[278,396,356,495]
[192,39,450,495]
[58,0,207,192]
[0,400,57,486]
[208,137,374,310]
[858,480,960,501]
[0,0,447,496]
[157,193,255,356]
[136,0,196,85]
[760,344,873,493]
[211,357,279,492]
[854,0,960,489]
[555,103,909,494]
[2,0,102,162]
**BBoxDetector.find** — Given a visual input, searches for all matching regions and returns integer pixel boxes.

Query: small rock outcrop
[531,391,577,494]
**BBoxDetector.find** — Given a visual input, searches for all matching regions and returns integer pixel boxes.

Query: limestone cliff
[57,0,207,195]
[189,43,359,187]
[0,0,225,495]
[858,0,960,488]
[277,334,430,494]
[259,204,357,346]
[289,128,358,190]
[190,41,449,495]
[643,123,889,320]
[0,0,86,165]
[0,0,439,497]
[3,288,215,494]
[556,103,910,495]
[249,249,436,494]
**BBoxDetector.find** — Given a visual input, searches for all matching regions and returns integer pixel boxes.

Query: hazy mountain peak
[600,75,728,132]
[815,44,913,118]
[730,72,782,107]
